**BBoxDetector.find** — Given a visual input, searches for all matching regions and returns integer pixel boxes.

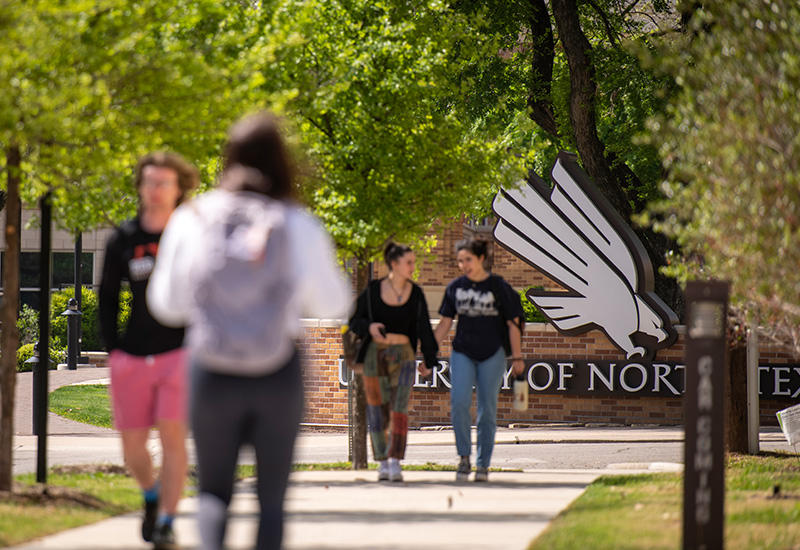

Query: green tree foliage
[15,287,129,351]
[260,0,525,266]
[520,287,547,323]
[642,0,800,353]
[450,0,675,208]
[0,0,264,229]
[15,304,39,346]
[255,1,525,470]
[445,0,682,309]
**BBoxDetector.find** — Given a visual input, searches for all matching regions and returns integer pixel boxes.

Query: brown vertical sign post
[683,281,728,550]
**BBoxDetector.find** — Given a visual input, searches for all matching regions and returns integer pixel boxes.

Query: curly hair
[134,151,199,205]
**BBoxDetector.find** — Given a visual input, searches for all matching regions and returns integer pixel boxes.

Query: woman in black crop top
[348,242,438,482]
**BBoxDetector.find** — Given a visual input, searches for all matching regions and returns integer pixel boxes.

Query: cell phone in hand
[378,327,387,338]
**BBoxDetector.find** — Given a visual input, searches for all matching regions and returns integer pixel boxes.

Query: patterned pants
[363,342,416,461]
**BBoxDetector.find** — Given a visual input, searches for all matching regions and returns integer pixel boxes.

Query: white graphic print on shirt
[455,287,499,318]
[128,256,155,282]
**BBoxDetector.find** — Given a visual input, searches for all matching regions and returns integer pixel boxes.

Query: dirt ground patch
[0,464,131,508]
[0,483,108,508]
[50,463,130,476]
[300,424,348,434]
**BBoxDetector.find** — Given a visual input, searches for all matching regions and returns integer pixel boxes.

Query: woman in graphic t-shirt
[348,242,438,482]
[430,236,524,482]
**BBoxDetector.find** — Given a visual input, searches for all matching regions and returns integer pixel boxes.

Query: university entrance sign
[493,151,678,360]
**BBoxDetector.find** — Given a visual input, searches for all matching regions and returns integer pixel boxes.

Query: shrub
[16,304,39,345]
[17,343,64,372]
[117,287,133,340]
[50,287,101,351]
[520,287,548,323]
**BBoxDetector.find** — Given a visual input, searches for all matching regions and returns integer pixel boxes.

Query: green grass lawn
[529,452,800,550]
[48,384,113,428]
[0,469,141,547]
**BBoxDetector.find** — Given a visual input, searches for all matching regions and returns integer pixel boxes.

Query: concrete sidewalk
[10,469,608,550]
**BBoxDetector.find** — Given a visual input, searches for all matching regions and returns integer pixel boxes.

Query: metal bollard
[26,341,42,436]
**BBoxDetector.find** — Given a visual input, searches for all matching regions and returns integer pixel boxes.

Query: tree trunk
[350,260,371,470]
[725,341,749,453]
[0,145,22,491]
[548,0,684,319]
[551,0,634,221]
[526,0,559,138]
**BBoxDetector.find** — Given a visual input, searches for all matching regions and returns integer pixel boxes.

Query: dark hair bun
[383,241,413,268]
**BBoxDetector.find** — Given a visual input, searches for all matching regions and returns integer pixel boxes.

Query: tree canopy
[441,0,682,310]
[642,0,800,353]
[259,0,524,267]
[0,0,263,229]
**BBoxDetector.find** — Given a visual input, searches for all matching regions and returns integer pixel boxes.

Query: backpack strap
[490,275,524,358]
[367,279,374,324]
[491,275,522,331]
[118,218,138,238]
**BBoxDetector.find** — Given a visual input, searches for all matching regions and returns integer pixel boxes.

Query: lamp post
[36,190,53,483]
[61,298,82,371]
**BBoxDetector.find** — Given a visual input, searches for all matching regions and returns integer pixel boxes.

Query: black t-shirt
[98,217,184,356]
[439,274,524,361]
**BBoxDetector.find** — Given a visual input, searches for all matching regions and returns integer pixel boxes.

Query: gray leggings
[190,352,303,550]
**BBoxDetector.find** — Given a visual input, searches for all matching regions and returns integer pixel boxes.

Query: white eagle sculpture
[492,151,678,360]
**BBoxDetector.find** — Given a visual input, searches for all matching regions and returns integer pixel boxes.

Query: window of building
[0,251,93,310]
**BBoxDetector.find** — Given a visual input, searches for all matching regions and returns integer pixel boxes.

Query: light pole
[61,298,82,371]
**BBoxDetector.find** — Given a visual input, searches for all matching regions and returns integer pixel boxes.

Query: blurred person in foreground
[147,112,350,550]
[99,152,198,550]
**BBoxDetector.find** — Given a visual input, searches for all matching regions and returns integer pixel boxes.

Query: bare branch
[586,0,619,47]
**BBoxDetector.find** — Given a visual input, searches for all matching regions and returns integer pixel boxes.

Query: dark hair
[134,151,199,205]
[455,235,489,260]
[222,112,296,200]
[384,242,413,268]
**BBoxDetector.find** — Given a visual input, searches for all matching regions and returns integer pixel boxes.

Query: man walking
[99,152,198,549]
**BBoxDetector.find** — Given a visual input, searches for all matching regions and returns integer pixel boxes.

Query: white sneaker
[388,458,403,482]
[378,460,389,481]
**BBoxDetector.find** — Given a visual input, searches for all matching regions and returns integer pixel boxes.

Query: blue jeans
[450,347,507,468]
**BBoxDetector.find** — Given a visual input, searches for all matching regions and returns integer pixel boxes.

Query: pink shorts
[109,348,188,431]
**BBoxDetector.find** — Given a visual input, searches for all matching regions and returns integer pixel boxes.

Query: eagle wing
[548,157,641,290]
[492,154,645,338]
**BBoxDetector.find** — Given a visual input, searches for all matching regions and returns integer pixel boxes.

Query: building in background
[0,208,113,311]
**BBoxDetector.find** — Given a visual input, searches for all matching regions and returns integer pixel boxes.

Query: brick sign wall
[299,320,795,428]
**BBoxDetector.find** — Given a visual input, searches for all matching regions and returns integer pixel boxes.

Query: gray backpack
[186,191,296,375]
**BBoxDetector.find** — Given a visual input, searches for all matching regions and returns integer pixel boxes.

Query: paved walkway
[9,469,604,550]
